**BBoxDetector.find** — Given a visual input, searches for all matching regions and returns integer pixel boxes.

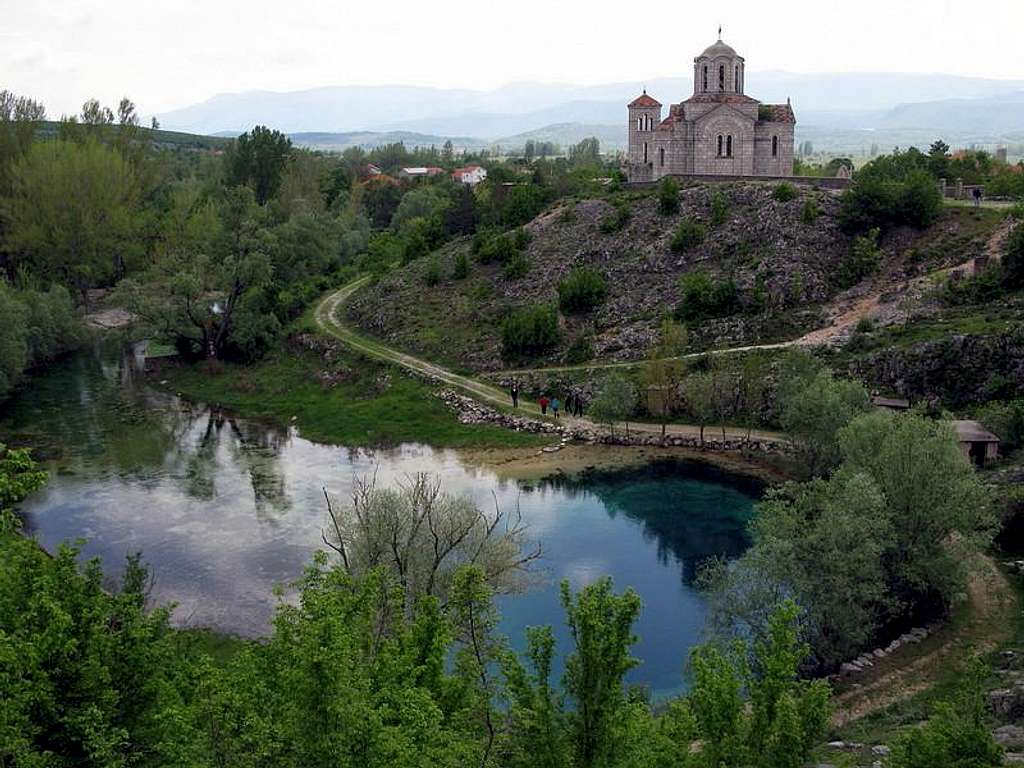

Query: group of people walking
[509,379,584,420]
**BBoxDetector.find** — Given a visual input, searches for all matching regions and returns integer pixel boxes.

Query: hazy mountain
[287,130,488,152]
[154,73,1024,137]
[876,91,1024,133]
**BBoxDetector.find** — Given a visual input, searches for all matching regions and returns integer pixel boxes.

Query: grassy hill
[36,121,229,150]
[344,182,1006,374]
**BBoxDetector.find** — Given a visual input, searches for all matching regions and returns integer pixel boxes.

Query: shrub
[513,227,532,250]
[772,182,798,202]
[837,227,882,288]
[801,198,820,224]
[452,251,469,280]
[503,251,530,280]
[674,271,739,322]
[557,267,608,313]
[657,177,680,215]
[565,334,594,364]
[501,304,560,357]
[670,218,707,253]
[1004,224,1024,288]
[838,168,942,233]
[474,232,518,265]
[854,317,875,334]
[943,267,1004,306]
[710,191,729,227]
[1008,202,1024,221]
[424,256,441,286]
[599,201,631,233]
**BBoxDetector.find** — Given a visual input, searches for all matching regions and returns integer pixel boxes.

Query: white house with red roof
[627,36,795,182]
[399,167,446,180]
[452,165,487,186]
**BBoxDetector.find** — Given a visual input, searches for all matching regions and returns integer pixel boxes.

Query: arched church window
[717,135,723,157]
[659,147,665,166]
[643,141,648,164]
[772,136,779,157]
[726,135,733,157]
[703,67,708,92]
[735,66,740,92]
[719,66,725,90]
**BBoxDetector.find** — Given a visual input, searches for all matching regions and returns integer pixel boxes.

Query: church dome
[698,38,738,59]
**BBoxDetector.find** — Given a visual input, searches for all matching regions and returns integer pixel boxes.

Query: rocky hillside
[345,183,1002,373]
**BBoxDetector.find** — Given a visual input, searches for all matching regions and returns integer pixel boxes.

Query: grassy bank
[155,344,547,450]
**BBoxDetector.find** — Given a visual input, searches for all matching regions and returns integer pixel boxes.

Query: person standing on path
[539,395,550,415]
[551,397,561,420]
[510,379,519,408]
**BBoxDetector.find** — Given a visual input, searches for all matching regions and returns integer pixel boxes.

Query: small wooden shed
[951,420,1000,467]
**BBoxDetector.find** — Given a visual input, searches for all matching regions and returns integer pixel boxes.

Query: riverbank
[150,337,548,451]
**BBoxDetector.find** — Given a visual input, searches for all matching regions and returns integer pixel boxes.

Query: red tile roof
[684,93,760,105]
[758,103,796,124]
[629,92,661,108]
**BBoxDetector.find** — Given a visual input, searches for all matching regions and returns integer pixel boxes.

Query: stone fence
[625,174,852,190]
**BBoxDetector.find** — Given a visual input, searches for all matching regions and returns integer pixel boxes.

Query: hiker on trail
[551,397,561,419]
[566,391,577,418]
[539,395,550,415]
[510,380,519,408]
[575,393,585,417]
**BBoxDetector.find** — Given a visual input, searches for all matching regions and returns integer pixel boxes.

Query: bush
[474,231,518,265]
[1004,224,1024,288]
[599,201,630,233]
[657,177,680,215]
[452,251,469,280]
[557,267,608,313]
[976,399,1024,452]
[674,271,739,322]
[943,266,1004,306]
[670,218,707,253]
[424,256,441,286]
[837,227,882,288]
[710,191,729,227]
[501,304,560,357]
[801,198,820,224]
[565,334,594,364]
[772,182,798,202]
[839,168,942,233]
[503,251,530,280]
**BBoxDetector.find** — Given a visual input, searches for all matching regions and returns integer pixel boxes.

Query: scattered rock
[994,725,1024,749]
[989,681,1024,719]
[871,745,891,756]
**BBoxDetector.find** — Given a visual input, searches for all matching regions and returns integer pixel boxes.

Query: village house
[951,420,1001,467]
[626,34,795,182]
[452,165,487,186]
[399,166,445,180]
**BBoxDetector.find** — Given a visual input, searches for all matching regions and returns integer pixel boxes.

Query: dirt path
[314,280,788,445]
[830,553,1015,727]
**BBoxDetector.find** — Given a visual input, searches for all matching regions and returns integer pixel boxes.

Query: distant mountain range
[153,73,1024,156]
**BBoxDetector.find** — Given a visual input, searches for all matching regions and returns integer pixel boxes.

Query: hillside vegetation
[345,182,1003,372]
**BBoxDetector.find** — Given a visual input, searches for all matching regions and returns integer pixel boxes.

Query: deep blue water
[2,346,759,698]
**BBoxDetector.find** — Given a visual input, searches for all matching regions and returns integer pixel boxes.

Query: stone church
[627,36,795,182]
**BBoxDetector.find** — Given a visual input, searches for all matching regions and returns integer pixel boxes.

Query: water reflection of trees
[3,344,293,518]
[534,460,761,582]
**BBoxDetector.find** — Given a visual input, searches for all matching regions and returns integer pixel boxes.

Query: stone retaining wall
[625,174,852,190]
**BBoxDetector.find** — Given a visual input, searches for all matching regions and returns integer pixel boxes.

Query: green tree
[225,125,293,204]
[501,304,560,358]
[590,374,638,436]
[681,371,717,446]
[560,578,642,768]
[1003,223,1024,289]
[5,138,141,300]
[642,318,688,437]
[778,369,871,478]
[503,626,570,768]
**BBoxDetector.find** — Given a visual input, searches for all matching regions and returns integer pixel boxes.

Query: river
[2,342,760,699]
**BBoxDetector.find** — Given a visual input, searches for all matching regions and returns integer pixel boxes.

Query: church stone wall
[693,110,755,176]
[753,122,795,177]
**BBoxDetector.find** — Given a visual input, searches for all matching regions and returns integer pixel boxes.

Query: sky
[2,0,1022,118]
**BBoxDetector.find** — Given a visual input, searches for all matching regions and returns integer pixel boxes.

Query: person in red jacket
[539,395,550,415]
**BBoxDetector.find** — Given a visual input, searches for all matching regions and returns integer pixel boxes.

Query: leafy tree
[590,374,638,436]
[452,250,470,280]
[5,138,141,300]
[501,304,560,358]
[839,152,941,233]
[224,125,293,204]
[503,184,549,226]
[0,90,46,199]
[443,184,480,236]
[682,370,722,446]
[656,177,680,215]
[391,184,452,232]
[503,626,570,768]
[778,369,871,478]
[557,267,608,313]
[568,137,601,166]
[560,578,642,768]
[670,218,707,253]
[643,318,688,437]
